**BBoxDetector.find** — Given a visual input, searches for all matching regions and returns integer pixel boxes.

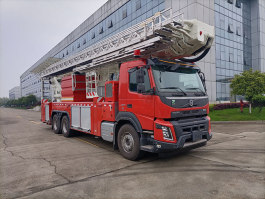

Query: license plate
[192,132,202,142]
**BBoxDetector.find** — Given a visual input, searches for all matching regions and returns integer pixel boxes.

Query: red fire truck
[40,10,214,160]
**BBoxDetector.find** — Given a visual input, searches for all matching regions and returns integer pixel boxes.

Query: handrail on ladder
[40,8,184,78]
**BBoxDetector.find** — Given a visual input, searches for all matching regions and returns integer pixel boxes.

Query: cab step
[141,145,155,152]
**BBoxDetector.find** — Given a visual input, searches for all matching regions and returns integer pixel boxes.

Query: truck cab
[115,58,212,159]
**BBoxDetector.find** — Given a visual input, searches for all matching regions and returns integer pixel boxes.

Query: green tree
[0,97,9,106]
[1,95,38,108]
[27,95,37,106]
[252,95,265,112]
[21,97,27,107]
[230,70,265,113]
[17,97,23,107]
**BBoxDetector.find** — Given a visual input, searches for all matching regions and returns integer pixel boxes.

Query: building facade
[21,0,265,102]
[20,73,50,100]
[167,0,265,101]
[9,86,21,100]
[20,73,42,99]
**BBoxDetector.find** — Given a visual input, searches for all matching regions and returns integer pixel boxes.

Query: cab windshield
[152,65,205,96]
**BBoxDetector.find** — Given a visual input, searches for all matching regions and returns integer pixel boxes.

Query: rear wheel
[118,124,142,160]
[52,114,61,134]
[61,115,72,137]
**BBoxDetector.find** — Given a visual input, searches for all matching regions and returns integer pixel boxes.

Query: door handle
[127,104,132,108]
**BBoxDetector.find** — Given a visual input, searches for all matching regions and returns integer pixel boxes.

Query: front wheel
[118,124,142,160]
[61,116,72,137]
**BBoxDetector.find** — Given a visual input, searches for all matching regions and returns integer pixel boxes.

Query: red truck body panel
[61,74,88,102]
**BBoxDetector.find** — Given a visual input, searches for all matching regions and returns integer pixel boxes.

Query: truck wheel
[52,114,61,134]
[118,124,142,160]
[61,115,72,137]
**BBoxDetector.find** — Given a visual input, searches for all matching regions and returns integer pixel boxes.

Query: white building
[21,0,265,102]
[9,86,21,100]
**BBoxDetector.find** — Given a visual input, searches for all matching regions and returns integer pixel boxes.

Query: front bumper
[141,117,212,153]
[153,131,212,152]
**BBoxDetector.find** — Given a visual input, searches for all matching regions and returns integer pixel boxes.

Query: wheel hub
[121,133,134,153]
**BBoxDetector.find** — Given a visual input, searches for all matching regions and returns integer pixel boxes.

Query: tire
[61,115,72,137]
[52,114,61,134]
[117,124,142,160]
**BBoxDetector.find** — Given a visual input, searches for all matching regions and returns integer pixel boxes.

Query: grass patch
[209,107,265,121]
[209,104,214,111]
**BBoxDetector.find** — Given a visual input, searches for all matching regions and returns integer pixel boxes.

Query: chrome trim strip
[166,96,208,100]
[142,130,154,134]
[183,139,207,148]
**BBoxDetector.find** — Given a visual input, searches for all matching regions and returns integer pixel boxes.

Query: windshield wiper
[160,87,187,96]
[186,87,206,96]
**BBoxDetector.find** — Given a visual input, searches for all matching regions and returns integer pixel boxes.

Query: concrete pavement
[0,108,264,199]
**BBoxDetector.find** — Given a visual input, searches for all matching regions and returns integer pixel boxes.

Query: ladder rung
[40,8,182,77]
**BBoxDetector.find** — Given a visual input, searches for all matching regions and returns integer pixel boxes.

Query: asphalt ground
[0,107,264,199]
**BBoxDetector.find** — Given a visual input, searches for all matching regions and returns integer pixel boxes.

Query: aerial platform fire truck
[39,9,214,160]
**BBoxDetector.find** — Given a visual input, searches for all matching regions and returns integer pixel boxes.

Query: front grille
[192,110,199,114]
[182,124,206,134]
[171,117,209,140]
[183,111,190,115]
[170,109,207,120]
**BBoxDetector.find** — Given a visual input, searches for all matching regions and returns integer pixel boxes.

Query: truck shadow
[72,130,195,160]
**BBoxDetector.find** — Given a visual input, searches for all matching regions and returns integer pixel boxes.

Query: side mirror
[136,68,145,84]
[143,87,155,95]
[137,84,145,93]
[199,72,207,92]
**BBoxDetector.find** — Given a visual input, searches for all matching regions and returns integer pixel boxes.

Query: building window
[91,32,95,39]
[243,31,249,39]
[62,53,64,58]
[136,0,141,11]
[237,55,242,64]
[228,23,234,33]
[220,19,225,29]
[235,0,241,8]
[99,27,104,34]
[229,53,233,62]
[227,0,233,4]
[108,20,113,28]
[77,43,80,48]
[122,9,127,19]
[83,38,86,45]
[236,26,241,36]
[66,50,68,55]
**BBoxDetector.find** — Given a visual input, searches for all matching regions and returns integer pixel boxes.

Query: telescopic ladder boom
[40,8,214,78]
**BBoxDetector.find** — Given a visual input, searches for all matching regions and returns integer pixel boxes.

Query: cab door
[125,66,155,131]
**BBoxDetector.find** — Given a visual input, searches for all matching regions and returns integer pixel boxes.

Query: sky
[0,0,108,98]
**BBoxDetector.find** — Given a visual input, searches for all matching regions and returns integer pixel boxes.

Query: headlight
[161,126,173,141]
